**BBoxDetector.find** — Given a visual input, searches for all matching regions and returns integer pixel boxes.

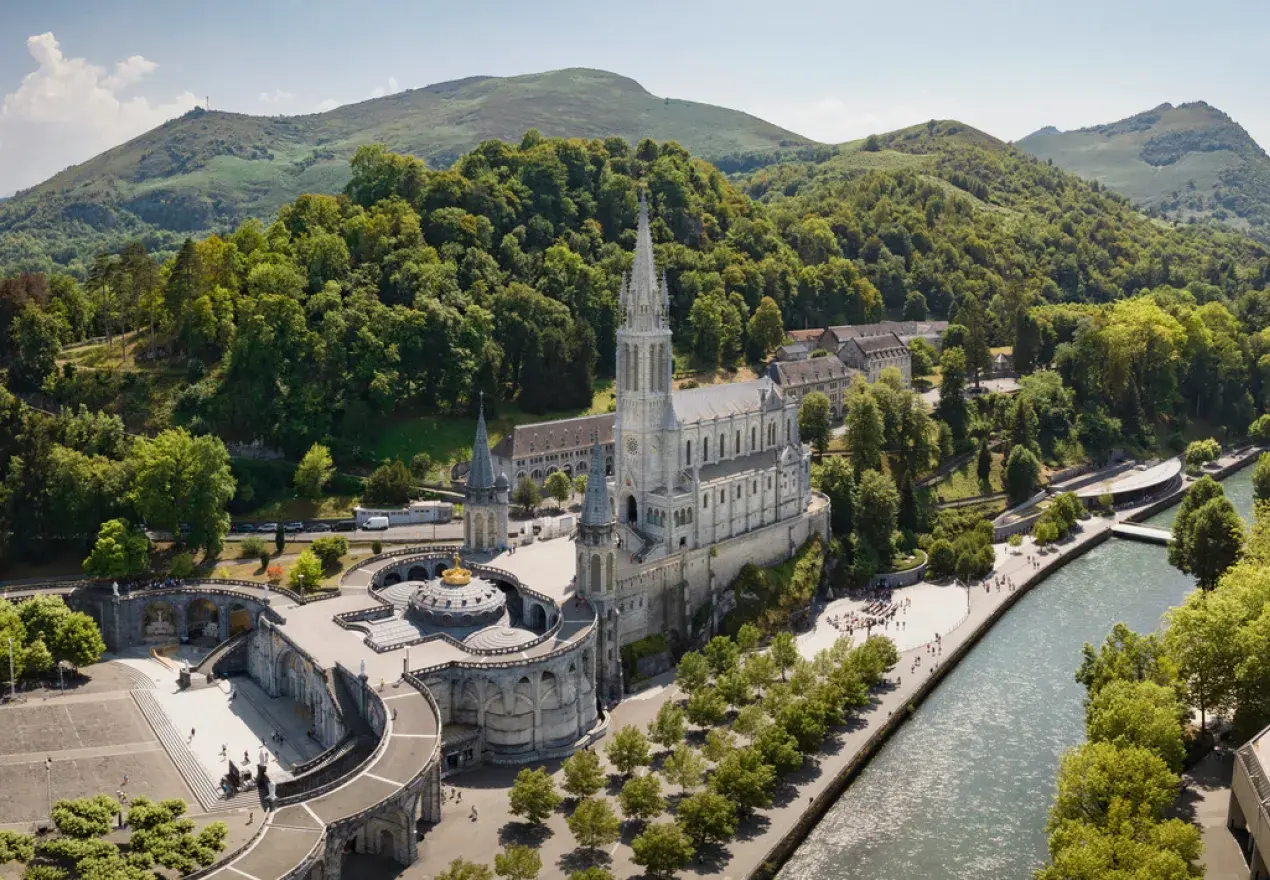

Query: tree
[275,521,286,554]
[847,389,884,473]
[16,594,71,646]
[0,829,34,863]
[438,858,494,880]
[1164,589,1243,734]
[126,796,226,873]
[513,476,540,515]
[903,291,929,320]
[1086,679,1186,771]
[742,651,777,693]
[976,441,992,484]
[675,651,710,693]
[1009,397,1040,454]
[1047,741,1177,830]
[619,773,665,824]
[855,469,899,562]
[562,748,605,799]
[736,622,761,654]
[648,701,686,753]
[567,797,621,858]
[288,550,324,592]
[81,517,151,579]
[733,704,770,742]
[702,727,736,764]
[127,429,235,556]
[410,452,434,482]
[568,870,614,880]
[0,602,24,684]
[1168,477,1225,571]
[798,392,832,456]
[630,821,694,879]
[815,456,855,542]
[1076,623,1179,702]
[747,296,785,359]
[716,670,752,708]
[1170,495,1243,590]
[10,305,61,391]
[938,347,970,449]
[753,722,803,775]
[1004,445,1041,504]
[507,767,561,824]
[24,638,53,677]
[545,471,573,509]
[661,746,706,794]
[1184,438,1221,472]
[494,844,541,880]
[294,443,335,499]
[908,337,937,378]
[677,791,738,848]
[708,747,776,814]
[686,687,727,729]
[51,794,120,838]
[703,635,740,676]
[605,725,651,777]
[573,474,588,497]
[363,460,412,506]
[310,534,348,569]
[771,631,799,681]
[1255,452,1270,504]
[51,612,105,669]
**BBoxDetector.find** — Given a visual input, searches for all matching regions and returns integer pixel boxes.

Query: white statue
[360,659,366,676]
[182,659,190,672]
[112,581,119,598]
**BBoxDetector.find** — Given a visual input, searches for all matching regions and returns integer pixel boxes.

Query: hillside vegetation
[0,68,819,275]
[1017,101,1270,241]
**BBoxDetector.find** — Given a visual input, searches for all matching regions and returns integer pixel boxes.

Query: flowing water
[780,467,1255,880]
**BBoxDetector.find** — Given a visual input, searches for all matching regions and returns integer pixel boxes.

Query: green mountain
[1016,101,1270,240]
[0,68,819,274]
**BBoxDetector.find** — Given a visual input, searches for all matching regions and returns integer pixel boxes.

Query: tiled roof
[850,332,908,356]
[672,379,782,422]
[698,449,780,482]
[787,329,823,343]
[826,321,947,344]
[494,413,615,459]
[768,358,852,386]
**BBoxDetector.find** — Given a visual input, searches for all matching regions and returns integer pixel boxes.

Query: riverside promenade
[410,447,1261,880]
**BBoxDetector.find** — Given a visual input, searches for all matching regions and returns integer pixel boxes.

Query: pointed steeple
[629,190,659,313]
[467,394,495,491]
[580,437,613,526]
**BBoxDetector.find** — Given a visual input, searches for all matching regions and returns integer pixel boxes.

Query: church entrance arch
[625,495,638,525]
[528,603,548,633]
[383,572,402,587]
[408,565,428,581]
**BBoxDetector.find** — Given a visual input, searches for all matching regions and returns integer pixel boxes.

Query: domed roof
[495,470,510,490]
[464,625,538,651]
[406,563,507,629]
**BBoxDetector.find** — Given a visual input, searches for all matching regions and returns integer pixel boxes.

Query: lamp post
[44,756,52,816]
[7,637,13,701]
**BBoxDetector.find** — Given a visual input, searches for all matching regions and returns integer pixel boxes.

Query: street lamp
[45,756,52,816]
[7,637,13,701]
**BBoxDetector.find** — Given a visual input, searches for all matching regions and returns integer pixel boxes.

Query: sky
[1,0,1267,196]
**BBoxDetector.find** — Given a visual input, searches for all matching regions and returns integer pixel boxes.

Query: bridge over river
[1110,522,1173,545]
[779,465,1254,880]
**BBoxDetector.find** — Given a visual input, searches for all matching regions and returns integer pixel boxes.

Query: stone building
[840,332,913,385]
[774,341,811,361]
[816,320,948,355]
[490,413,615,488]
[463,400,510,552]
[766,356,856,419]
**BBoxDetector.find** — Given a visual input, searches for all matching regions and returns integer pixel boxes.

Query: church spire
[580,437,613,526]
[467,394,495,491]
[628,190,659,317]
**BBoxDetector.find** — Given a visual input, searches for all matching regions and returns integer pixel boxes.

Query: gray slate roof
[698,449,779,482]
[849,332,908,356]
[580,439,613,526]
[492,413,615,459]
[468,403,495,489]
[672,379,782,423]
[768,358,853,386]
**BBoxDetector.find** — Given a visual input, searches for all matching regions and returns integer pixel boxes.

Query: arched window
[786,419,791,442]
[703,437,710,461]
[736,431,741,454]
[719,434,726,457]
[751,426,756,450]
[702,494,709,509]
[685,440,692,465]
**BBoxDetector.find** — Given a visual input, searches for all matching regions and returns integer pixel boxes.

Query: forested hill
[4,127,1270,474]
[0,68,820,276]
[743,119,1269,323]
[1017,101,1270,241]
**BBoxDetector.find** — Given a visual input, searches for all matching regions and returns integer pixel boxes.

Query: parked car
[333,520,357,532]
[362,516,390,531]
[308,522,332,532]
[260,522,280,533]
[285,521,304,533]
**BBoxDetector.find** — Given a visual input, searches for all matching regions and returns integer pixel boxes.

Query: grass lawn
[206,543,380,588]
[235,495,361,521]
[372,382,617,467]
[0,552,89,584]
[930,450,1004,502]
[888,548,927,573]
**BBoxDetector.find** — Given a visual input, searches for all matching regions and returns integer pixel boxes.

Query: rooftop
[768,358,854,385]
[849,332,908,355]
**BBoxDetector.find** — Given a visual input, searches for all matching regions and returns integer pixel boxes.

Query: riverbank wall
[750,445,1264,880]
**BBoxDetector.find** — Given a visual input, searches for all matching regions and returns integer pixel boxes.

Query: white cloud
[257,88,294,104]
[315,98,340,112]
[757,91,959,144]
[369,76,400,99]
[0,32,199,195]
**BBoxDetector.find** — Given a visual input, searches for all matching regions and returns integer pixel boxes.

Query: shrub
[266,565,284,584]
[927,539,956,578]
[371,540,383,555]
[239,536,269,559]
[169,552,195,578]
[1184,438,1220,472]
[311,535,349,568]
[1007,533,1023,549]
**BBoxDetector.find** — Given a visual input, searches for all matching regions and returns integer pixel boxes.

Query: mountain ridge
[0,67,820,274]
[1017,100,1270,240]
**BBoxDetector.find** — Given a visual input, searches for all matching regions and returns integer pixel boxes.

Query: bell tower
[463,397,508,552]
[576,437,621,702]
[613,192,676,539]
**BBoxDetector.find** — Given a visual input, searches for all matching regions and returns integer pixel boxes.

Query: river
[779,467,1255,880]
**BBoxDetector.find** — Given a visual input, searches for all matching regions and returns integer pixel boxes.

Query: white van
[363,516,390,531]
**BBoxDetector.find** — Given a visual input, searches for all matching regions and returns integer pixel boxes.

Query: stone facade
[490,413,615,488]
[840,332,912,385]
[766,357,856,419]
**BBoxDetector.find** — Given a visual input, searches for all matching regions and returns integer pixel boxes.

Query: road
[221,521,465,543]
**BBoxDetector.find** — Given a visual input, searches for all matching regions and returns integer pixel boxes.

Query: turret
[464,396,508,552]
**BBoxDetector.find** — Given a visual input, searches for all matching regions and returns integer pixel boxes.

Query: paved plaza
[800,580,970,657]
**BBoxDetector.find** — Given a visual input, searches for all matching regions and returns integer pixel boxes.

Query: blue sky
[1,0,1267,195]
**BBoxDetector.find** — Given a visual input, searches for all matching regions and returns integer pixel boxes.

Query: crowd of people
[826,595,913,638]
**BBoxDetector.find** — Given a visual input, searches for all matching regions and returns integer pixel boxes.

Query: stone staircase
[194,631,250,676]
[112,661,160,691]
[131,688,221,811]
